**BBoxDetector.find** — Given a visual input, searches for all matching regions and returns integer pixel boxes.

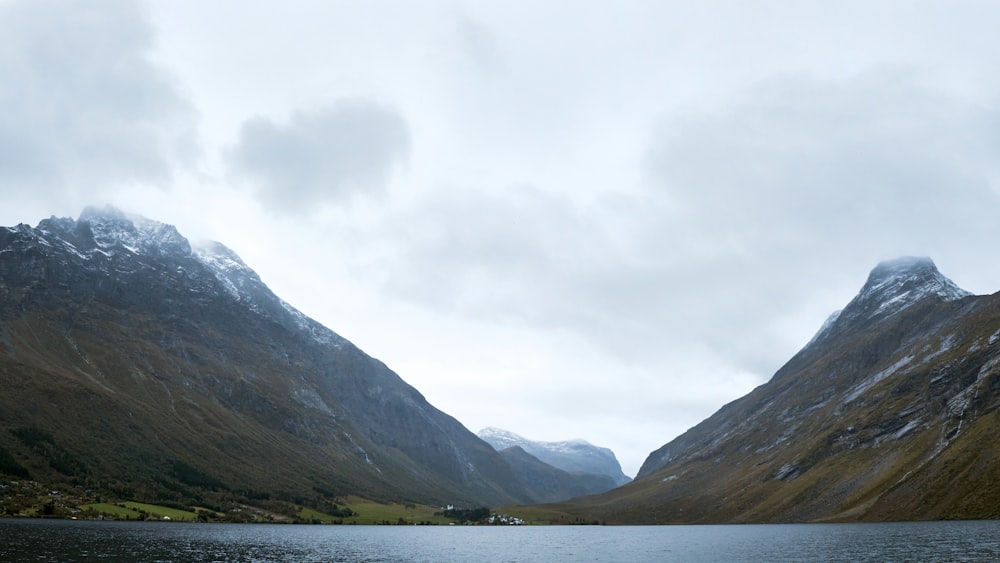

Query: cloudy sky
[4,0,1000,476]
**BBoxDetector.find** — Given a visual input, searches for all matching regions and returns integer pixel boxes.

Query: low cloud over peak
[0,0,198,201]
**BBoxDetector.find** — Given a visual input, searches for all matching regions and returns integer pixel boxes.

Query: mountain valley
[5,209,1000,525]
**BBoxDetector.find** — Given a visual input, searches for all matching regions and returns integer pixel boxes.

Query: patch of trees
[439,506,490,522]
[11,427,54,448]
[321,504,356,518]
[10,427,86,476]
[170,460,227,491]
[0,446,30,479]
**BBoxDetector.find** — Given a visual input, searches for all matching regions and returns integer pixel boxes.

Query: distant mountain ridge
[492,446,621,503]
[557,257,1000,523]
[478,427,631,486]
[0,207,535,510]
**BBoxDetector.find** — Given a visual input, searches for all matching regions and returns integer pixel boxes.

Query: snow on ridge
[60,240,88,261]
[867,274,970,310]
[26,208,351,352]
[29,211,183,263]
[479,427,597,451]
[192,241,259,305]
[989,329,1000,346]
[893,419,921,440]
[844,354,915,403]
[79,206,192,256]
[480,427,522,439]
[478,427,526,449]
[806,309,842,346]
[278,299,347,348]
[546,438,598,453]
[192,240,346,349]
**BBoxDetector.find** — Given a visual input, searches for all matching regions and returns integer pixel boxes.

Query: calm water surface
[2,518,1000,562]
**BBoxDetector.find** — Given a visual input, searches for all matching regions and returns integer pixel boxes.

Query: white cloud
[456,16,505,74]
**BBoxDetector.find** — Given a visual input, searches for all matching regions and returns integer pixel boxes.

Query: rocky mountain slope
[557,257,1000,523]
[479,427,631,486]
[0,208,531,510]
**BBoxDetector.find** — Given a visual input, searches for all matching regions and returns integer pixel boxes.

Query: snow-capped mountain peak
[478,427,632,484]
[19,208,346,349]
[478,427,528,451]
[863,256,969,303]
[76,205,191,256]
[814,257,971,342]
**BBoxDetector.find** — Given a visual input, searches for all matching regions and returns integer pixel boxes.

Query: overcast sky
[4,0,1000,476]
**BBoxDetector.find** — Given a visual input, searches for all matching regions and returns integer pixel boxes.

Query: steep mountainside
[479,427,631,486]
[0,208,530,510]
[558,257,1000,523]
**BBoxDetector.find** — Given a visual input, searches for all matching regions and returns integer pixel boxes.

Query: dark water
[2,518,1000,562]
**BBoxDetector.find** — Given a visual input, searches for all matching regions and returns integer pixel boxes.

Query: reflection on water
[2,518,1000,562]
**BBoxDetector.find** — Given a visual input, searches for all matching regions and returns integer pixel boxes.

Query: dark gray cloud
[456,16,505,74]
[373,184,618,321]
[227,101,411,213]
[640,70,1000,367]
[365,69,1000,379]
[646,69,1000,249]
[0,0,198,199]
[367,183,687,371]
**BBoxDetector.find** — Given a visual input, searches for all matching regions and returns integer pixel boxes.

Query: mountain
[493,446,620,503]
[0,207,531,511]
[557,257,1000,523]
[478,427,631,486]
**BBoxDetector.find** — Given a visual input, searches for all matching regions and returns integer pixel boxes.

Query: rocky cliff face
[0,208,528,507]
[562,257,1000,523]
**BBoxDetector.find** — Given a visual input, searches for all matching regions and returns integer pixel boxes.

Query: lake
[2,518,1000,561]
